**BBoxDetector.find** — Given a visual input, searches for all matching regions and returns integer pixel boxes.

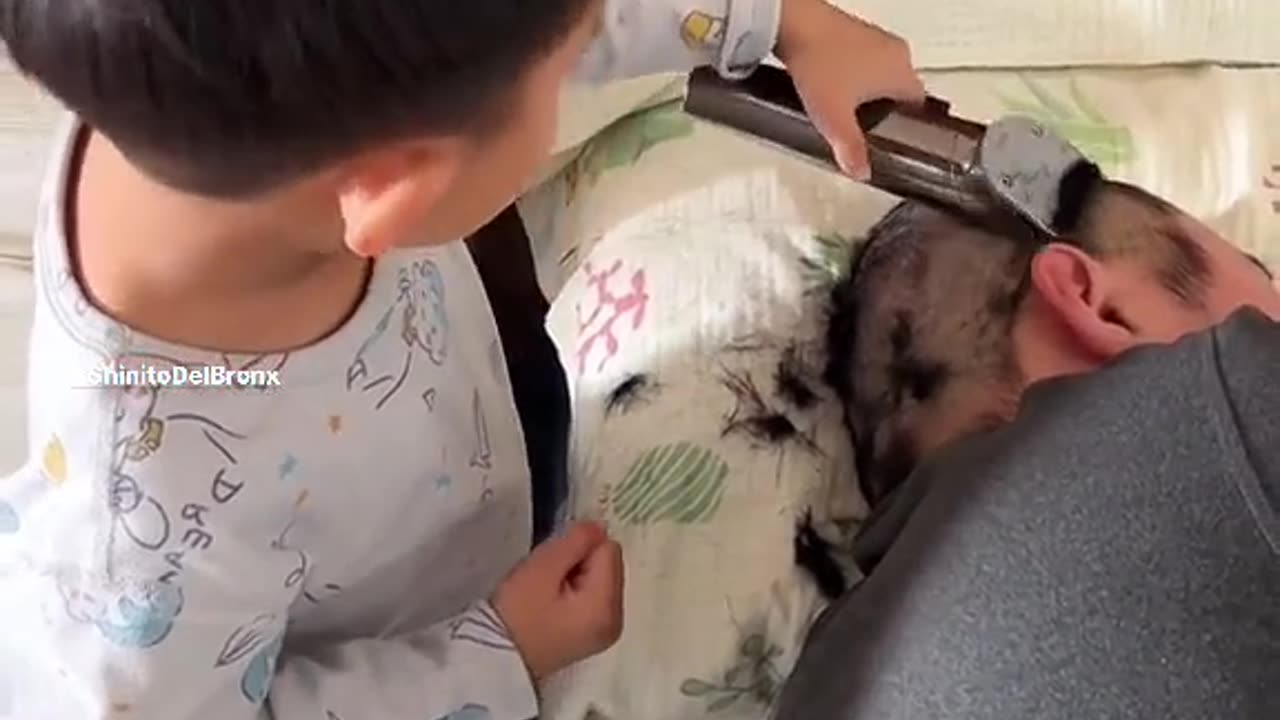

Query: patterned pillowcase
[524,66,1280,719]
[530,101,884,719]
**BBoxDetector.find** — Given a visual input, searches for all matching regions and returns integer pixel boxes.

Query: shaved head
[825,182,1209,506]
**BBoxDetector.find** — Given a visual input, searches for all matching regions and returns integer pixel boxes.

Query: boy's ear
[1029,243,1141,362]
[337,142,462,257]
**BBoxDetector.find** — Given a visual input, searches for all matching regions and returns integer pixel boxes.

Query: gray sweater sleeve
[776,308,1280,720]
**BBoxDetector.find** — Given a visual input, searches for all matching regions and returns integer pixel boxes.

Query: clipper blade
[978,116,1096,237]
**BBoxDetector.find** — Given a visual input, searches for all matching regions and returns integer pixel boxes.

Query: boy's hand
[775,0,925,179]
[492,522,624,680]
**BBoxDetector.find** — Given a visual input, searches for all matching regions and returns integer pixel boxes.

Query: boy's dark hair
[824,182,1210,507]
[0,0,593,197]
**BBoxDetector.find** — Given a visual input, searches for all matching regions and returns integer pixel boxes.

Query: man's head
[827,184,1280,506]
[0,0,600,253]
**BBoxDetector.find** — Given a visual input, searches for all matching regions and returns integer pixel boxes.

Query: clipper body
[683,66,1091,237]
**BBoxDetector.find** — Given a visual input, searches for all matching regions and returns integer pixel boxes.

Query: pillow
[519,64,1280,720]
[532,123,881,720]
[837,0,1280,69]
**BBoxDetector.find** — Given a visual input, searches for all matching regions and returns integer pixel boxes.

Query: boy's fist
[492,522,624,680]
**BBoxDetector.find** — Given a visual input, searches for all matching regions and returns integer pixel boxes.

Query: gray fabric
[777,308,1280,720]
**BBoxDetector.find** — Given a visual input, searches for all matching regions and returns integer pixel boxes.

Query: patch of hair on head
[825,184,1212,513]
[987,248,1036,324]
[1157,225,1211,306]
[774,343,819,410]
[794,510,847,600]
[719,366,820,453]
[871,433,918,505]
[886,311,950,405]
[1072,181,1212,307]
[855,420,919,511]
[986,286,1020,321]
[824,202,1038,508]
[605,373,657,416]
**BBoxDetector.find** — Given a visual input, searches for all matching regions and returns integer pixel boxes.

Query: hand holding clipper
[683,65,1101,238]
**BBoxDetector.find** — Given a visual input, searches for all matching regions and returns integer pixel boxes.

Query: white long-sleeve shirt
[0,2,780,719]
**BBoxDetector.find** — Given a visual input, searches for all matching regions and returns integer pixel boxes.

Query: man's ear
[1029,243,1140,362]
[337,142,462,257]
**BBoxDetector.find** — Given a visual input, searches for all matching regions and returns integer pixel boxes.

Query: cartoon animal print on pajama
[0,435,71,534]
[239,632,285,705]
[213,614,293,706]
[470,390,493,472]
[108,382,247,556]
[0,440,35,533]
[0,500,16,534]
[276,473,343,602]
[54,569,185,649]
[210,615,274,703]
[680,10,726,50]
[216,614,279,670]
[51,356,251,649]
[347,260,449,410]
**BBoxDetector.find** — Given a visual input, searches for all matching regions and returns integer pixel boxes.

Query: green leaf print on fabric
[610,443,728,526]
[998,76,1136,175]
[564,98,696,205]
[799,233,860,294]
[679,633,786,714]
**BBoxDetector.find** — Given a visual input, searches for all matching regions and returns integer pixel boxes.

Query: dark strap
[466,205,571,547]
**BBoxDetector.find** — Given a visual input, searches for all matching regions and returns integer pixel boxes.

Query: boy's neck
[71,130,371,353]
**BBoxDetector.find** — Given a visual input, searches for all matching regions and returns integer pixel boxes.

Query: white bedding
[520,64,1280,719]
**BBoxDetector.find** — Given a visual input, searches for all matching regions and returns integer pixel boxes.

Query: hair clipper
[682,65,1100,237]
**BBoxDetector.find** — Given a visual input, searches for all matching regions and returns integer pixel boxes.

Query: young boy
[0,0,921,718]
